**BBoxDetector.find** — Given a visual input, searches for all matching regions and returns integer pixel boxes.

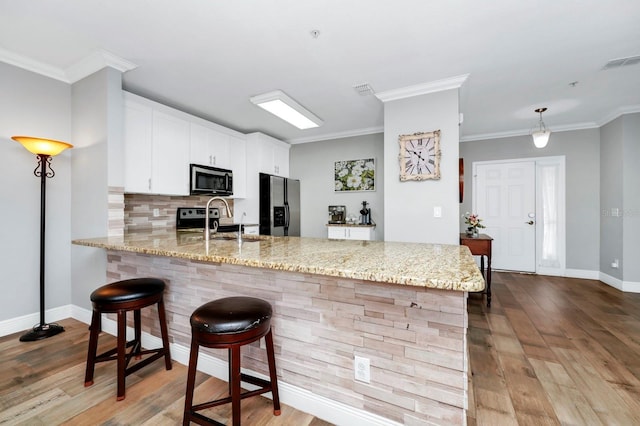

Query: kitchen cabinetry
[248,132,290,177]
[327,226,375,241]
[123,91,246,197]
[190,122,229,168]
[123,100,153,193]
[152,111,190,195]
[227,134,247,198]
[234,132,290,226]
[124,97,190,195]
[243,225,259,235]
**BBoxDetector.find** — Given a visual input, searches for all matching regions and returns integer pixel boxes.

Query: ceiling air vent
[603,55,640,70]
[353,83,375,96]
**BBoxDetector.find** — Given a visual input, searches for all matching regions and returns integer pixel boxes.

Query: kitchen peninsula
[73,230,484,425]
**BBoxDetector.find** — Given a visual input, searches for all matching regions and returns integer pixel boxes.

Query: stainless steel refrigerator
[259,173,300,236]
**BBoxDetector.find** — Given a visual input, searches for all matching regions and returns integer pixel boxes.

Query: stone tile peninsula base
[103,250,469,425]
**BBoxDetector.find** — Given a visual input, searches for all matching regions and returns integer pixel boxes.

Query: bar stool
[84,277,172,401]
[183,296,281,426]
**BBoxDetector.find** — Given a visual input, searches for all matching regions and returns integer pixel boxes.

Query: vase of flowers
[463,212,485,237]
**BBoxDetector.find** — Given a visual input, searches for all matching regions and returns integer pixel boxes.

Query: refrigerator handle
[284,202,290,236]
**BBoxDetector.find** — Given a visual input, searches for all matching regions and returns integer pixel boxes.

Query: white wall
[383,89,460,244]
[70,67,123,310]
[289,133,384,238]
[0,62,72,321]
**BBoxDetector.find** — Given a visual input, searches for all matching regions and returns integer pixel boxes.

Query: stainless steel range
[176,207,220,230]
[176,207,243,233]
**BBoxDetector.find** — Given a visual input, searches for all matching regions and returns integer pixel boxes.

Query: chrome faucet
[238,212,246,245]
[204,197,232,242]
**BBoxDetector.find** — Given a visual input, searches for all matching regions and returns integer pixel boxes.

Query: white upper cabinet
[189,122,230,168]
[152,110,190,195]
[124,100,153,193]
[228,134,247,198]
[249,132,290,177]
[123,93,189,195]
[123,91,246,197]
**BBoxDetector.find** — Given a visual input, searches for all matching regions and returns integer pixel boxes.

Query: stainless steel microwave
[189,164,233,196]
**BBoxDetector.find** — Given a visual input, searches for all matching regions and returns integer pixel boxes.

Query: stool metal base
[19,323,65,342]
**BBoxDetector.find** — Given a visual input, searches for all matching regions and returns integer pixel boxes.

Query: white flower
[351,164,364,176]
[335,181,343,190]
[338,168,349,177]
[346,175,362,188]
[365,161,374,171]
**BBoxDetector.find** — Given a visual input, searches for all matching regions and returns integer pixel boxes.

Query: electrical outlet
[354,355,370,383]
[611,259,619,269]
[153,208,160,217]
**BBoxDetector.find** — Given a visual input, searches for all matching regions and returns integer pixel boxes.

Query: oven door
[190,164,233,196]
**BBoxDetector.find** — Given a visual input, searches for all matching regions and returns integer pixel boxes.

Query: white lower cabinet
[327,226,375,241]
[243,225,259,235]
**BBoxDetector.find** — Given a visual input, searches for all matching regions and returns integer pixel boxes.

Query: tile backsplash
[124,193,235,232]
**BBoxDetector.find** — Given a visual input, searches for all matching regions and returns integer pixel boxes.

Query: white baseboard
[564,269,600,280]
[599,272,640,293]
[71,306,400,426]
[0,304,73,338]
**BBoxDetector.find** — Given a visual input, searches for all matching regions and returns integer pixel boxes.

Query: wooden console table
[460,233,493,306]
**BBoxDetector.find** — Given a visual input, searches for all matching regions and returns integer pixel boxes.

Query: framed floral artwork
[334,158,375,192]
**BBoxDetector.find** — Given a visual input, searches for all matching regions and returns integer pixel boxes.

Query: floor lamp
[12,136,73,342]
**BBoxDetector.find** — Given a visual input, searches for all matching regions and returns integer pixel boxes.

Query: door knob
[526,220,534,225]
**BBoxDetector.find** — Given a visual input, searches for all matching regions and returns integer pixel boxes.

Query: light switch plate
[434,206,442,218]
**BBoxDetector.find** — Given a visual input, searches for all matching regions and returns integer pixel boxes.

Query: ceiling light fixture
[531,107,551,148]
[250,90,323,130]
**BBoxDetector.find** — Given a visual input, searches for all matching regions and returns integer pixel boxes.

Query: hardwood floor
[467,272,640,425]
[0,320,331,425]
[3,273,640,425]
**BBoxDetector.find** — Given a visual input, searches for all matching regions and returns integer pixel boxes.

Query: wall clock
[398,130,441,181]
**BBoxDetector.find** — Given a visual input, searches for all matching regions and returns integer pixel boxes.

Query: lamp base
[19,323,65,342]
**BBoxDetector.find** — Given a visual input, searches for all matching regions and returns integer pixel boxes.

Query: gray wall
[0,63,72,321]
[600,119,624,279]
[290,133,384,239]
[623,113,640,282]
[599,112,640,283]
[383,89,460,244]
[70,68,123,310]
[460,128,601,272]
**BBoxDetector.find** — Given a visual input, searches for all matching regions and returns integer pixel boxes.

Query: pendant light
[531,107,551,148]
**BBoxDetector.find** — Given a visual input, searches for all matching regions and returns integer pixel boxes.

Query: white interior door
[475,161,536,272]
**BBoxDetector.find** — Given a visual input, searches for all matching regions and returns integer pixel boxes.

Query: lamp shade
[532,130,550,148]
[12,136,73,156]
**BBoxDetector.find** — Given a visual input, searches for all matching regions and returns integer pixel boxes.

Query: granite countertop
[72,229,485,292]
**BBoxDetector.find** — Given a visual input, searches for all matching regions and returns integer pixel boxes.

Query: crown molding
[375,74,470,103]
[65,49,137,83]
[0,47,68,82]
[0,47,137,84]
[460,121,599,142]
[287,126,383,144]
[597,104,640,127]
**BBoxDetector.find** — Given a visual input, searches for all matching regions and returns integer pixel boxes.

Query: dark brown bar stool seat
[84,278,172,401]
[183,296,281,426]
